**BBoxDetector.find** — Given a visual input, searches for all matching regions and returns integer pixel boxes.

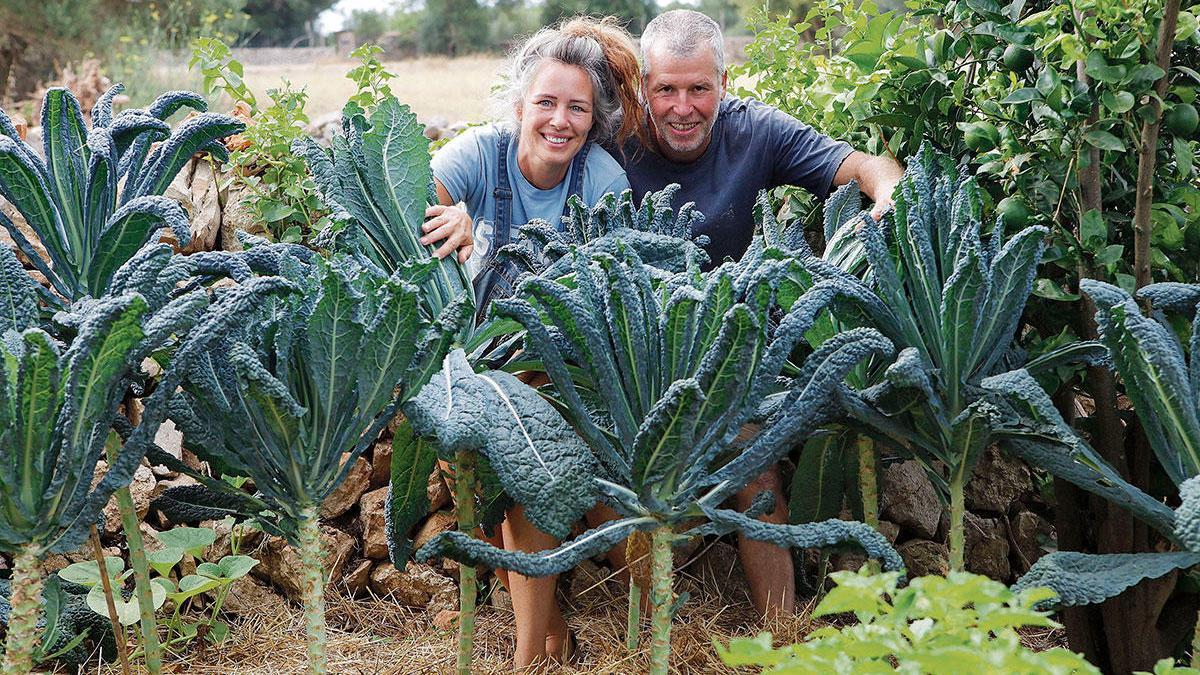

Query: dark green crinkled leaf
[385,418,437,568]
[1013,551,1200,608]
[405,349,598,540]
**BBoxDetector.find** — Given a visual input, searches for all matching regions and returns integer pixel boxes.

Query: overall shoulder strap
[493,130,514,248]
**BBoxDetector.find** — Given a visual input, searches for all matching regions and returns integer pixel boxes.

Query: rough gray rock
[881,461,942,540]
[964,512,1011,582]
[897,539,949,577]
[1010,509,1055,573]
[254,526,356,601]
[368,561,456,611]
[321,454,372,519]
[358,487,389,560]
[965,446,1034,514]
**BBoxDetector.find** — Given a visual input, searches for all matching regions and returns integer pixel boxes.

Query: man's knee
[735,464,784,511]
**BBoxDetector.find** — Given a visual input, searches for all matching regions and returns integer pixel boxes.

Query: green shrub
[717,569,1098,674]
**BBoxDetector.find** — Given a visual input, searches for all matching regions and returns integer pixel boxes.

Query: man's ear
[720,70,728,98]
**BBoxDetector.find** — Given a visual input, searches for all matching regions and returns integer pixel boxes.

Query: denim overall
[472,130,592,322]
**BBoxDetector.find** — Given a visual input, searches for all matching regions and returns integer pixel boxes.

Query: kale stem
[2,544,43,674]
[114,398,162,674]
[298,505,327,674]
[648,525,674,675]
[454,450,478,675]
[625,578,641,651]
[857,436,879,530]
[949,469,966,572]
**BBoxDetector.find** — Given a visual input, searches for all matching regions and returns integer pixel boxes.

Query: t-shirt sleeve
[430,130,486,205]
[766,105,854,200]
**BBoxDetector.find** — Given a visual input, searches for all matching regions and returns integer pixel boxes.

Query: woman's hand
[421,204,474,263]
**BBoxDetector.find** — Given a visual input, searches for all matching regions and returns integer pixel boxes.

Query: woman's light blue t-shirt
[431,124,630,277]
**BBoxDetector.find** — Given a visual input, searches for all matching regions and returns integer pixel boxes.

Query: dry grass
[236,56,507,125]
[82,556,1073,675]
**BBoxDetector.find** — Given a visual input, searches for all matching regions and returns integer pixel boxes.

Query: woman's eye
[571,105,586,113]
[537,100,552,108]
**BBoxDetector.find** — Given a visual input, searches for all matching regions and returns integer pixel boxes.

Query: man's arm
[832,150,905,220]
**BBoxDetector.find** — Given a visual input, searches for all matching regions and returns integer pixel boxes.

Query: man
[622,9,904,617]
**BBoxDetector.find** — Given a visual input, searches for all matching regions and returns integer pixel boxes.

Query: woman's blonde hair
[491,16,643,147]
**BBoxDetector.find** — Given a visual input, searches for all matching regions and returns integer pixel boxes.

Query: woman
[421,17,641,317]
[418,17,643,669]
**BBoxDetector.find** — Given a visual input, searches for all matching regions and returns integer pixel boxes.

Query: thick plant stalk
[625,579,641,651]
[117,487,161,674]
[857,436,879,529]
[298,505,327,675]
[648,526,674,675]
[948,471,966,571]
[454,450,477,675]
[1193,607,1200,669]
[111,400,162,675]
[91,526,130,675]
[3,544,43,674]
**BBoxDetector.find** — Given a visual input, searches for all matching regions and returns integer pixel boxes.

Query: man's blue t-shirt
[621,97,853,269]
[432,124,630,278]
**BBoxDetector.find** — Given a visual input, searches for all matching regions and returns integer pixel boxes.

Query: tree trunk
[2,544,43,674]
[1132,0,1182,291]
[857,437,879,530]
[948,469,966,571]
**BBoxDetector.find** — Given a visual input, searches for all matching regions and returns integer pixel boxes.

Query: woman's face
[516,61,594,179]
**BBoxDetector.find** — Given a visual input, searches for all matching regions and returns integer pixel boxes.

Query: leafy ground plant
[1010,280,1200,668]
[413,241,902,674]
[0,243,285,673]
[161,251,469,675]
[57,523,257,657]
[717,568,1097,674]
[0,85,242,305]
[796,144,1113,570]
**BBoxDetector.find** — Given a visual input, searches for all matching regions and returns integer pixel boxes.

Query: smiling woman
[416,15,644,671]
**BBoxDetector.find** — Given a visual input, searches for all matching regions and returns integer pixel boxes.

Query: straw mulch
[88,552,1067,674]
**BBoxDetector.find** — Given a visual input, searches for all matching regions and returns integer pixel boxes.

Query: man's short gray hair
[640,10,725,77]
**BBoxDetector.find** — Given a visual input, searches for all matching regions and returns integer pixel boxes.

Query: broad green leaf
[58,556,124,587]
[385,418,437,568]
[155,526,217,557]
[789,433,845,523]
[1083,130,1125,152]
[145,548,184,577]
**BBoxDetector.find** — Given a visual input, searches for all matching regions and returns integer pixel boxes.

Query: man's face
[643,44,727,163]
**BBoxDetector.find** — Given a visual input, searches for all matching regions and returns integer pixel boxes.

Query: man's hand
[833,151,905,221]
[869,177,900,221]
[421,204,473,263]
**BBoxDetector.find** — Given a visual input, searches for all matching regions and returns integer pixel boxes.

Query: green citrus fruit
[963,121,1000,151]
[1003,45,1034,72]
[1165,103,1199,136]
[996,197,1034,227]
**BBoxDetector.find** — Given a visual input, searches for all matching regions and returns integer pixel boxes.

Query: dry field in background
[241,56,506,125]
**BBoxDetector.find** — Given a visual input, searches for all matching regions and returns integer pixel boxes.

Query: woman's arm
[421,179,475,263]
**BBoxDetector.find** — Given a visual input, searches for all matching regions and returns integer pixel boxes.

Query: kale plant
[0,243,286,673]
[0,86,243,304]
[412,242,902,674]
[162,251,469,674]
[1010,280,1200,668]
[797,144,1111,570]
